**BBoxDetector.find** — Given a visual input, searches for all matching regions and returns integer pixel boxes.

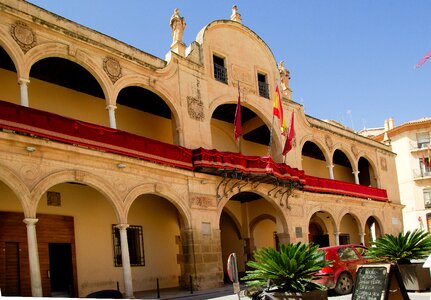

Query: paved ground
[134,285,431,300]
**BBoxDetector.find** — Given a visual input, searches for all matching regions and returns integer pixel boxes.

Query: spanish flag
[273,84,287,135]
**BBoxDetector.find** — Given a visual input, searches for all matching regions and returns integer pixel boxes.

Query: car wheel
[334,272,353,295]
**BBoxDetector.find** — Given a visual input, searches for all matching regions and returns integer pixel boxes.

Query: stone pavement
[134,284,431,300]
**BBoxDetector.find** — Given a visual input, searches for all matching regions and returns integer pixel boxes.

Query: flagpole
[268,114,275,156]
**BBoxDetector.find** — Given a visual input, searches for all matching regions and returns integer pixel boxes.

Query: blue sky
[28,0,431,131]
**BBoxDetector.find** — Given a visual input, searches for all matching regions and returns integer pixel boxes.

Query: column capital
[326,164,334,168]
[115,223,129,230]
[23,218,39,226]
[18,78,30,85]
[352,170,360,175]
[106,104,117,111]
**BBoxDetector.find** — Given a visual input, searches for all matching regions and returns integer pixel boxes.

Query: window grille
[257,73,269,99]
[213,55,227,84]
[112,225,145,267]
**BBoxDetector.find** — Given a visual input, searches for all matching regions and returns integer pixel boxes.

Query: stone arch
[113,76,183,143]
[221,206,243,240]
[209,95,283,157]
[249,214,276,233]
[218,186,289,235]
[364,214,384,246]
[307,207,337,247]
[123,183,191,229]
[299,136,331,178]
[338,210,363,245]
[298,136,331,163]
[0,27,25,76]
[0,163,32,216]
[331,145,356,170]
[30,170,122,220]
[24,42,111,102]
[357,154,379,187]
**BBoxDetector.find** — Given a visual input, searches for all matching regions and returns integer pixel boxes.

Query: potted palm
[242,242,330,300]
[366,229,431,291]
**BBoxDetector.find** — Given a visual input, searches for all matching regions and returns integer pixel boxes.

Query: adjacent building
[0,1,403,297]
[371,118,431,233]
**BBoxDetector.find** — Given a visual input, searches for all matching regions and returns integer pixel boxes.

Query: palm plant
[242,242,330,294]
[366,229,431,264]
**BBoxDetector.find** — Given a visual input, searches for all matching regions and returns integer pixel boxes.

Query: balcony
[410,141,431,152]
[413,169,431,180]
[0,99,389,203]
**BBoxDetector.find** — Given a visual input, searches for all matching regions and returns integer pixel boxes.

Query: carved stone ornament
[187,96,204,121]
[325,135,333,150]
[190,195,215,208]
[351,145,359,158]
[11,22,37,53]
[380,157,387,171]
[103,57,122,84]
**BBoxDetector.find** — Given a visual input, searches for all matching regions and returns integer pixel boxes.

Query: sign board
[352,264,409,300]
[227,253,241,297]
[227,253,238,283]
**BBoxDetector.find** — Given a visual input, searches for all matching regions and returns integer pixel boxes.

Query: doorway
[49,243,74,297]
[3,242,21,296]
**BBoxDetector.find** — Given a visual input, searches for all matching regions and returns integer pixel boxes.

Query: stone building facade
[0,1,403,297]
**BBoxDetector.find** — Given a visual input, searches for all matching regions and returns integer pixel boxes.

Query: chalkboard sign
[352,265,389,300]
[352,264,409,300]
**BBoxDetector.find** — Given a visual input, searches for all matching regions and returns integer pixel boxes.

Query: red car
[315,244,369,295]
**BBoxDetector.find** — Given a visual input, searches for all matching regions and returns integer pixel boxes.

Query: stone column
[116,224,134,298]
[23,218,43,297]
[359,232,365,245]
[334,231,340,246]
[327,164,334,180]
[353,170,360,184]
[179,226,223,291]
[18,78,30,107]
[106,105,117,129]
[179,228,196,290]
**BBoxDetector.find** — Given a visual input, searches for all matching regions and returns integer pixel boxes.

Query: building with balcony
[371,118,431,233]
[0,1,403,298]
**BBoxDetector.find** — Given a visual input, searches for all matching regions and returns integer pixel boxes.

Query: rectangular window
[213,55,227,83]
[339,234,350,245]
[417,132,430,149]
[112,225,145,267]
[424,190,431,209]
[257,73,269,99]
[419,158,431,177]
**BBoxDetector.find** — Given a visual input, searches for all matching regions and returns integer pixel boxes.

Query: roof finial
[230,5,242,23]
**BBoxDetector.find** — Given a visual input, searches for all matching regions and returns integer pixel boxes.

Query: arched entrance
[339,213,361,245]
[364,216,383,247]
[220,191,286,281]
[127,193,183,291]
[309,211,336,247]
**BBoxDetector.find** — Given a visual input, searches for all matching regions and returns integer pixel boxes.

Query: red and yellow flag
[273,84,287,135]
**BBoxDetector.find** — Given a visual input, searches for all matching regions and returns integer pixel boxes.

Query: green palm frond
[242,242,330,293]
[367,229,431,264]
